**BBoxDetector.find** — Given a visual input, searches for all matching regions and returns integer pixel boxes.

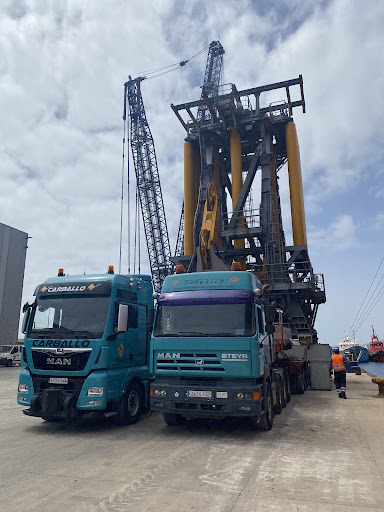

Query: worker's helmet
[333,347,340,353]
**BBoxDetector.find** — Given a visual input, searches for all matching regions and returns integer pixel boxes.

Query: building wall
[0,223,28,346]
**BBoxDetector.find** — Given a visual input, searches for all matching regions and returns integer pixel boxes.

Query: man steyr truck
[17,267,154,424]
[149,268,306,430]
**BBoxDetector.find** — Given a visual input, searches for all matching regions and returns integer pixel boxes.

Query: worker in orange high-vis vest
[330,347,349,399]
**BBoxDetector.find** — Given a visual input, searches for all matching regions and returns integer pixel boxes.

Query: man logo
[46,358,71,365]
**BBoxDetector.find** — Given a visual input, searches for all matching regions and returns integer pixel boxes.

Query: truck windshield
[28,295,110,339]
[0,346,12,353]
[154,303,255,337]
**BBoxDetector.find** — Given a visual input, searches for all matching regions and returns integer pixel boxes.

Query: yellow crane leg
[286,121,307,246]
[230,128,246,270]
[184,141,195,255]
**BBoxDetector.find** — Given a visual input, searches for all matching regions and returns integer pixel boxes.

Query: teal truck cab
[18,269,154,424]
[149,270,291,430]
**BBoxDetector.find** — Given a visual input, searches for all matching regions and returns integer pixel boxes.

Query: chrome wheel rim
[127,390,139,416]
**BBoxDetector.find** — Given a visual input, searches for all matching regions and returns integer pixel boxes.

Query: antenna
[83,257,88,275]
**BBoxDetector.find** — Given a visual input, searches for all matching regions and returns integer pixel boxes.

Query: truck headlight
[154,389,167,396]
[18,384,28,393]
[87,387,104,396]
[236,392,260,400]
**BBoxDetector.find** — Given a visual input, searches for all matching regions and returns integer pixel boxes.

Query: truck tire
[280,374,287,409]
[257,383,273,431]
[163,413,186,426]
[286,371,291,403]
[112,381,142,426]
[5,359,12,367]
[297,373,305,394]
[273,376,283,415]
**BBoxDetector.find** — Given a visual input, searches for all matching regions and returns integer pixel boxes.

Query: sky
[1,0,384,346]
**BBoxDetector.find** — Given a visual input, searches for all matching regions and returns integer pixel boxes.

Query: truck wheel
[285,371,291,403]
[163,413,186,426]
[297,373,305,394]
[113,381,142,426]
[257,383,273,431]
[5,359,12,367]
[273,376,283,415]
[280,374,287,409]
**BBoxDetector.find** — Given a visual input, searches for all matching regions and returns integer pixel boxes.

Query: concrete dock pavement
[1,367,384,511]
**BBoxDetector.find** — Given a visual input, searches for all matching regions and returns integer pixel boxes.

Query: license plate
[186,390,212,398]
[216,392,228,399]
[48,377,68,385]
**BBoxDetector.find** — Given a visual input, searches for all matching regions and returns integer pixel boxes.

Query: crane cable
[130,43,210,81]
[354,278,384,334]
[118,117,126,274]
[347,256,384,337]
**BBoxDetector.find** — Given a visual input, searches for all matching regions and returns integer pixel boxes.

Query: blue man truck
[149,270,305,430]
[17,268,154,424]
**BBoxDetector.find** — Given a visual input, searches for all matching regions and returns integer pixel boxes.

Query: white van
[0,345,23,367]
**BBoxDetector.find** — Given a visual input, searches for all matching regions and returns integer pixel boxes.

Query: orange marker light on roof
[176,265,185,274]
[58,268,64,276]
[231,261,241,271]
[107,265,114,274]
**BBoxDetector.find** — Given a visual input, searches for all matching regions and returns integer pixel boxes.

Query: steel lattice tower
[124,78,173,292]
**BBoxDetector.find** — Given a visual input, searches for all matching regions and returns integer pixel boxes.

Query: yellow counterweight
[184,141,195,255]
[286,121,307,246]
[230,128,246,270]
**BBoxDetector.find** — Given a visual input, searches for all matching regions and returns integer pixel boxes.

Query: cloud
[308,214,358,253]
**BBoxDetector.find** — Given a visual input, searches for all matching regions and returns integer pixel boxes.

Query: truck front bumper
[19,370,109,419]
[150,380,263,418]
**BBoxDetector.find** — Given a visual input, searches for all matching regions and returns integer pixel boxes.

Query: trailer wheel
[112,381,142,426]
[163,413,186,426]
[273,376,283,415]
[257,383,273,431]
[5,359,12,367]
[285,370,291,403]
[297,373,305,394]
[280,374,287,408]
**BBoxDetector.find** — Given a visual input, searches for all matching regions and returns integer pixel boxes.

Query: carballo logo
[42,286,87,293]
[157,352,180,359]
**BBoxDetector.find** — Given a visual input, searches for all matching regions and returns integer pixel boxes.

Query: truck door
[112,301,147,366]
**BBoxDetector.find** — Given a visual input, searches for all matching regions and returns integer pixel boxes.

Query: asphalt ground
[1,366,384,512]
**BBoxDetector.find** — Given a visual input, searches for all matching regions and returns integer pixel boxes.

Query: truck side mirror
[264,305,275,324]
[117,304,129,332]
[21,306,31,334]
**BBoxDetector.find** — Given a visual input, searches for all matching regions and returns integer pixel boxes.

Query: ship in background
[339,332,369,364]
[369,327,384,362]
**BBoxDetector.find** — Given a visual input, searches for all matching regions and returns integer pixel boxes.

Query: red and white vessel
[369,326,384,362]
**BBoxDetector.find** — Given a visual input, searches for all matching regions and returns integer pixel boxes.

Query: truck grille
[156,353,225,373]
[31,349,91,371]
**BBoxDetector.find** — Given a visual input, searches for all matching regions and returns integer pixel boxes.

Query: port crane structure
[124,41,325,342]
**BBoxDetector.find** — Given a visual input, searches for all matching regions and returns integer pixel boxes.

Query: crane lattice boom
[124,77,173,292]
